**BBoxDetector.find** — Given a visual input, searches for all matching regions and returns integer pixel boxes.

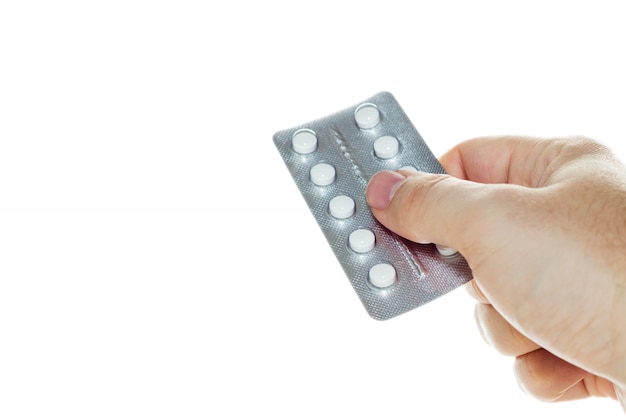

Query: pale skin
[365,136,626,410]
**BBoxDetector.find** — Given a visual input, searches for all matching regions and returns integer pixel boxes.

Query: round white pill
[349,229,375,253]
[310,163,336,186]
[369,263,396,288]
[292,129,317,154]
[436,244,458,257]
[354,103,380,129]
[400,165,418,172]
[329,195,355,219]
[374,135,400,159]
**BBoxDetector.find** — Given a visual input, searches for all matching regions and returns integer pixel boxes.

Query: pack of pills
[273,92,472,320]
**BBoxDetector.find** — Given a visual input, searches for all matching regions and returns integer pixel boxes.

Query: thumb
[365,170,520,258]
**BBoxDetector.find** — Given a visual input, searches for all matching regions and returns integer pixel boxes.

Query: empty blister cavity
[310,163,336,186]
[369,263,396,288]
[354,103,380,129]
[374,135,400,159]
[329,195,355,219]
[349,229,375,253]
[292,129,318,154]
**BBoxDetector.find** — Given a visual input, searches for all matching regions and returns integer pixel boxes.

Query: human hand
[365,136,626,409]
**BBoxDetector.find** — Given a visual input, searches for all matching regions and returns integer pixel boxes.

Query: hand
[365,136,626,409]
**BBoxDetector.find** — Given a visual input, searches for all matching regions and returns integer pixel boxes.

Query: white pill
[374,135,400,159]
[369,263,396,288]
[310,163,336,186]
[354,103,380,129]
[329,195,355,219]
[436,244,458,257]
[292,129,317,154]
[400,165,418,172]
[349,229,375,253]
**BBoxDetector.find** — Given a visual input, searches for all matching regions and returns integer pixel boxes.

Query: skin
[365,136,626,409]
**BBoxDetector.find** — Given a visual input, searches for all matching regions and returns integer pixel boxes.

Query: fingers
[514,348,618,402]
[465,280,489,304]
[439,135,619,188]
[438,136,558,187]
[474,303,540,357]
[474,300,620,403]
[616,385,626,412]
[515,349,586,401]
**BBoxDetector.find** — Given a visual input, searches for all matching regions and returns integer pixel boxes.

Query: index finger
[439,136,561,187]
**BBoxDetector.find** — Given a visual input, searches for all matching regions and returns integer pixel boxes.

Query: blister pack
[273,92,472,320]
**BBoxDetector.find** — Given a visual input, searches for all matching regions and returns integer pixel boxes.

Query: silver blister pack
[273,92,472,320]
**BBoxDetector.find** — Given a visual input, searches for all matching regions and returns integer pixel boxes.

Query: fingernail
[366,171,407,210]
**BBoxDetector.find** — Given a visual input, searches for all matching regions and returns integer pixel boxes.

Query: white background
[1,0,625,416]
